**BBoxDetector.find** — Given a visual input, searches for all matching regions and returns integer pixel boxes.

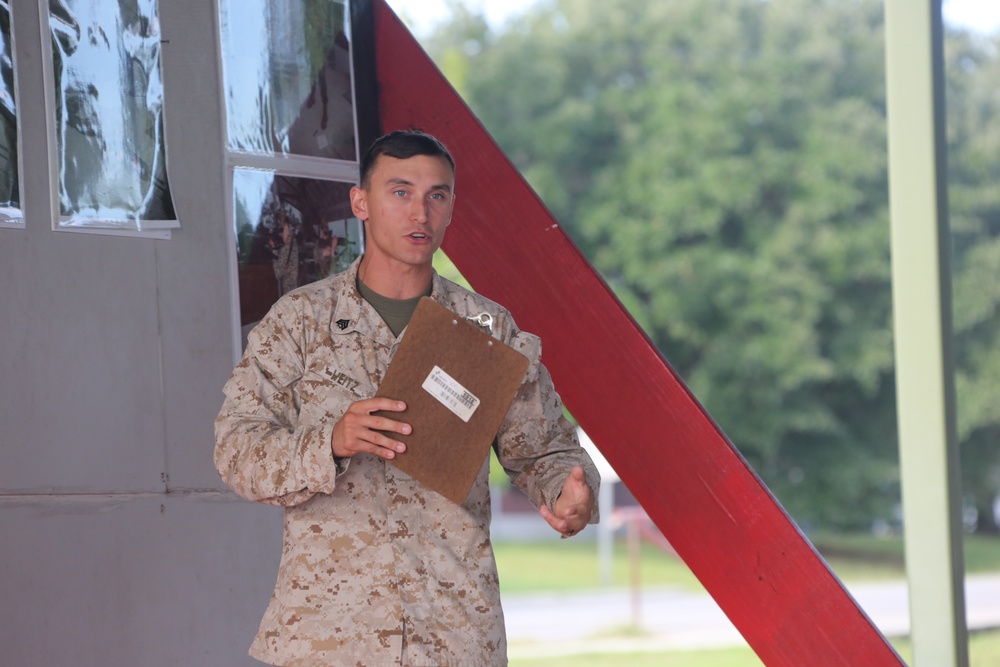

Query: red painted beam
[370,2,904,664]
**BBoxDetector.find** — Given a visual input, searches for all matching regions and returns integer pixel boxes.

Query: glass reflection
[0,1,20,224]
[234,169,363,329]
[49,0,176,227]
[220,0,356,160]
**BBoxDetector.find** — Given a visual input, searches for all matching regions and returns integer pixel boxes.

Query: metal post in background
[884,1,968,665]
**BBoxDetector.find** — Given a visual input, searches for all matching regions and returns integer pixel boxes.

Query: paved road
[504,574,1000,658]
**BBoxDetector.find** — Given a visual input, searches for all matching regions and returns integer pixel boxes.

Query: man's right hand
[331,397,410,460]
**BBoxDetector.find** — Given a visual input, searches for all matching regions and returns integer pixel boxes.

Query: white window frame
[0,0,26,229]
[217,0,364,360]
[37,0,177,239]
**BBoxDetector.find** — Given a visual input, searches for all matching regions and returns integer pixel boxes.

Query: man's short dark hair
[359,130,456,188]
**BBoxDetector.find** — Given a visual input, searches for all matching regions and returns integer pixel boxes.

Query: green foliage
[425,0,1000,531]
[945,30,1000,532]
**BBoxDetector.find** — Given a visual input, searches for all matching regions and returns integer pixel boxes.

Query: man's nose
[409,197,429,222]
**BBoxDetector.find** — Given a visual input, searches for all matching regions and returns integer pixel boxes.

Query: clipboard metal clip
[466,312,494,334]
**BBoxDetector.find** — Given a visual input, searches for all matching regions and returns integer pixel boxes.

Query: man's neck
[357,255,433,299]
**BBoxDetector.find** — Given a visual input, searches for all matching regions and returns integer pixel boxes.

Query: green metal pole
[883,1,968,665]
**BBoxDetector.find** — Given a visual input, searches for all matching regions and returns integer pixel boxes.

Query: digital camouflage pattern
[215,258,599,666]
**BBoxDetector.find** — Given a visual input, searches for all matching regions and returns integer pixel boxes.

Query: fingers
[543,466,594,537]
[360,397,409,416]
[331,398,411,460]
[540,502,586,538]
[539,504,564,533]
[558,467,592,508]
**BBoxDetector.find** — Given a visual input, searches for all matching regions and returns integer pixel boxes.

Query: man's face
[350,154,455,272]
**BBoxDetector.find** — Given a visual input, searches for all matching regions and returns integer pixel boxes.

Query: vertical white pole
[884,1,968,665]
[597,479,615,586]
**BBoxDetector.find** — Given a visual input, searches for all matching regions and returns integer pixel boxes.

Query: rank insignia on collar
[336,319,350,330]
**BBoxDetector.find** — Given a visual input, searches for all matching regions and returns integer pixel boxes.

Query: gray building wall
[1,3,281,665]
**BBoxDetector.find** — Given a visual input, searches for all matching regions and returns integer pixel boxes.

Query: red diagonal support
[370,1,904,664]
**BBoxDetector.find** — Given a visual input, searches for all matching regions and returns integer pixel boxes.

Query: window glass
[49,0,176,229]
[234,168,363,331]
[220,0,356,160]
[0,0,21,226]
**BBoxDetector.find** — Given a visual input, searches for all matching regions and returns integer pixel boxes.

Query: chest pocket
[296,330,377,424]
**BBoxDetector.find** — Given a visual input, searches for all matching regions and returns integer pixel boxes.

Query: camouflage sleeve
[494,331,600,523]
[214,303,345,507]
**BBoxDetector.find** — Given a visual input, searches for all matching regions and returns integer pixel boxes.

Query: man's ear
[349,186,368,221]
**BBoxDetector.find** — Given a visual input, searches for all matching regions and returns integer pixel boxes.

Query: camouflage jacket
[215,258,599,667]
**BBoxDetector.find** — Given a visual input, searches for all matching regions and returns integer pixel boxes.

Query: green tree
[946,28,1000,532]
[424,0,1000,531]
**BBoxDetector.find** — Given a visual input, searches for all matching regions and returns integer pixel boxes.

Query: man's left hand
[539,466,594,538]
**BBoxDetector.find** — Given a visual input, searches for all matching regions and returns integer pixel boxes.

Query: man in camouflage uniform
[215,130,599,666]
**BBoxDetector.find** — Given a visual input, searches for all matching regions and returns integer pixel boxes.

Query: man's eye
[393,189,407,197]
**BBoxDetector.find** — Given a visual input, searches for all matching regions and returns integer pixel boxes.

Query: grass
[495,539,701,594]
[495,532,1000,595]
[509,630,1000,667]
[512,647,764,667]
[496,532,1000,666]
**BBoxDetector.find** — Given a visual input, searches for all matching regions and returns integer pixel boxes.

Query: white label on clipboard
[422,365,480,422]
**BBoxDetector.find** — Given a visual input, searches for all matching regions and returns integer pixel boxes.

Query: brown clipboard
[374,297,530,504]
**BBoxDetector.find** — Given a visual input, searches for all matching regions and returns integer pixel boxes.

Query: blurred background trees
[418,0,1000,533]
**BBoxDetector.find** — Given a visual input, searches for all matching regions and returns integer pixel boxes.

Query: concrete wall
[0,3,281,665]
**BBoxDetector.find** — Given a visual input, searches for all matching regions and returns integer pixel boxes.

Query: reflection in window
[220,0,356,161]
[0,1,20,226]
[234,169,363,330]
[49,0,176,229]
